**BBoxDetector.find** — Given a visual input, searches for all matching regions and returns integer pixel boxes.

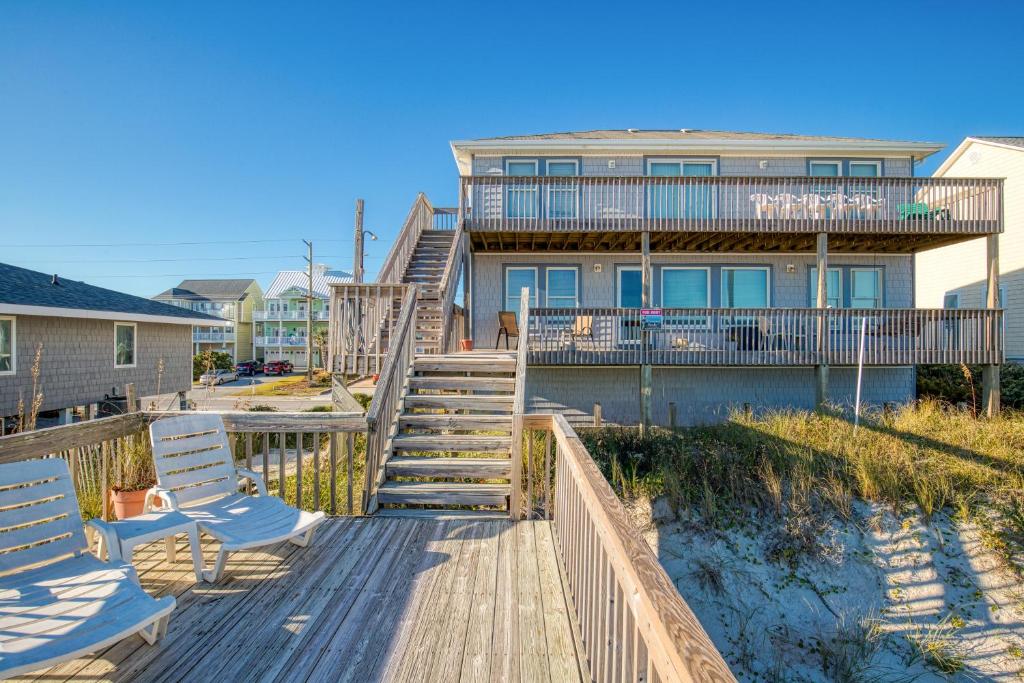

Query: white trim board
[0,304,227,326]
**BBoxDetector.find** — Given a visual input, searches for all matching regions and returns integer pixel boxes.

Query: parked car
[263,360,293,376]
[235,360,263,376]
[200,368,239,385]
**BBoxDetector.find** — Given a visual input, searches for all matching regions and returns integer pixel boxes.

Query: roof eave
[0,303,229,326]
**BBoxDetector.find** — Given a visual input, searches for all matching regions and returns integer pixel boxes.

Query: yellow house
[916,137,1024,360]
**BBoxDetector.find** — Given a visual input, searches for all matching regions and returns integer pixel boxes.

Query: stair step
[393,434,512,452]
[377,482,509,507]
[404,395,513,412]
[386,456,512,478]
[409,376,515,391]
[374,509,509,520]
[413,356,517,373]
[399,414,514,431]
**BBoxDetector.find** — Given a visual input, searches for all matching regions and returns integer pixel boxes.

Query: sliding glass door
[647,160,717,220]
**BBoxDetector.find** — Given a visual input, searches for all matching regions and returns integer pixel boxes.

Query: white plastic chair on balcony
[749,193,777,219]
[0,459,175,679]
[775,193,803,218]
[147,414,326,582]
[850,194,883,219]
[801,193,827,220]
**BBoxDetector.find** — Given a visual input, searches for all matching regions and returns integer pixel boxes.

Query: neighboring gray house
[0,263,224,428]
[447,129,1005,424]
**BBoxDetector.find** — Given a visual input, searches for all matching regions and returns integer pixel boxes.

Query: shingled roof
[471,129,926,144]
[153,279,257,302]
[0,263,224,324]
[972,136,1024,149]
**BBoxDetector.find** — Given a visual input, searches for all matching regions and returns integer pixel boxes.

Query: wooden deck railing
[376,193,435,285]
[437,222,466,353]
[329,283,410,376]
[528,307,1003,366]
[462,175,1003,235]
[521,413,735,682]
[509,287,531,518]
[0,410,369,521]
[363,286,418,514]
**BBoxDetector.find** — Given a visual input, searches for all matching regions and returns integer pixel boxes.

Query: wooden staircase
[375,352,517,514]
[402,230,455,355]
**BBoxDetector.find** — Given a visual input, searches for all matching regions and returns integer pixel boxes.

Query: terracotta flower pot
[460,339,474,351]
[110,489,148,520]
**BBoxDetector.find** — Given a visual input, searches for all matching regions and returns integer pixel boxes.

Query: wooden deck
[16,517,588,682]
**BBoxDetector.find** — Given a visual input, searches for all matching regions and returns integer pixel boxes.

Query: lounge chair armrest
[86,518,123,562]
[144,486,180,512]
[236,468,268,497]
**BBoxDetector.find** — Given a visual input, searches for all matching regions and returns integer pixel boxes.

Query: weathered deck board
[16,518,587,683]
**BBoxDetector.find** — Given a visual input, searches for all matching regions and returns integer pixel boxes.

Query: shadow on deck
[17,517,588,682]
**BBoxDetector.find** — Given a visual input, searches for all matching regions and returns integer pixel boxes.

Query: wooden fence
[521,413,735,682]
[527,307,1003,366]
[329,283,410,376]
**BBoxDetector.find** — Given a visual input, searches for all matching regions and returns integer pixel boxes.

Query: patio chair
[775,193,803,218]
[758,315,783,351]
[801,194,827,220]
[147,414,326,582]
[749,193,777,219]
[568,315,595,347]
[495,311,520,350]
[0,459,175,679]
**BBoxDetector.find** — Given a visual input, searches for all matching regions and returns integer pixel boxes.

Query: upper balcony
[460,175,1003,252]
[254,310,328,321]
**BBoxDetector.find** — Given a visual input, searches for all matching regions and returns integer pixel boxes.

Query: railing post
[510,287,530,520]
[814,232,829,411]
[983,232,1001,417]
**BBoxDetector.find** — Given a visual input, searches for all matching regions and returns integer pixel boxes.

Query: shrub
[193,351,233,380]
[917,362,1024,410]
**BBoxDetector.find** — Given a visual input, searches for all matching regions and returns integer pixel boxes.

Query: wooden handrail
[328,283,411,376]
[509,287,530,519]
[363,286,418,513]
[0,410,370,518]
[522,413,735,682]
[437,223,465,352]
[527,307,1004,366]
[377,193,434,284]
[461,175,1003,236]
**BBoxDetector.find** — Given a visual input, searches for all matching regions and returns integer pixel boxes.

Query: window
[0,317,14,375]
[617,266,642,308]
[647,159,717,219]
[546,160,578,219]
[809,160,842,177]
[115,322,136,368]
[721,268,769,308]
[810,268,842,308]
[943,294,960,309]
[506,160,538,219]
[849,161,881,177]
[505,267,538,313]
[661,268,709,307]
[546,268,578,308]
[850,268,882,308]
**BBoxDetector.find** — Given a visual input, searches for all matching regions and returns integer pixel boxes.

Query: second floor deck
[461,175,1002,252]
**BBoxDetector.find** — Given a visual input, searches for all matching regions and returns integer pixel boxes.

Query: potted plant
[460,338,474,351]
[109,438,157,519]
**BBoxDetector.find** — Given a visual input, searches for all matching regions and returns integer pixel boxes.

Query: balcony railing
[255,336,308,346]
[254,310,328,321]
[193,332,236,343]
[527,307,1002,366]
[461,175,1003,235]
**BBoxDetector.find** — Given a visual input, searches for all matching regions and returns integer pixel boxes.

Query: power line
[5,236,357,248]
[10,254,382,265]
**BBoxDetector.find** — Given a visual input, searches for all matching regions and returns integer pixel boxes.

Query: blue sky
[1,0,1021,297]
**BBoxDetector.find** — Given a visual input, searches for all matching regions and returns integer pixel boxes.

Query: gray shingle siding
[527,366,915,426]
[0,316,192,416]
[470,155,913,177]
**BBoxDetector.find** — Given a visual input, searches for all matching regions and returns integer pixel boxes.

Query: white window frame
[645,158,720,176]
[810,267,843,309]
[505,159,539,176]
[505,159,539,219]
[114,322,137,369]
[0,316,15,376]
[849,268,883,309]
[545,267,579,308]
[808,159,843,177]
[616,266,643,308]
[545,159,579,220]
[848,160,882,177]
[720,267,771,308]
[505,266,538,312]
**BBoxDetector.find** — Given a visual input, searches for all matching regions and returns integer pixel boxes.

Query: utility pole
[303,239,314,381]
[353,199,365,284]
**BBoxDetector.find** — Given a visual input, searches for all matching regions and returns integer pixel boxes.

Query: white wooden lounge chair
[0,459,175,679]
[147,414,326,582]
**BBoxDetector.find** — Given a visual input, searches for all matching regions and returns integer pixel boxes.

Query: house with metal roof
[152,278,264,362]
[0,263,224,428]
[255,265,352,369]
[917,136,1024,360]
